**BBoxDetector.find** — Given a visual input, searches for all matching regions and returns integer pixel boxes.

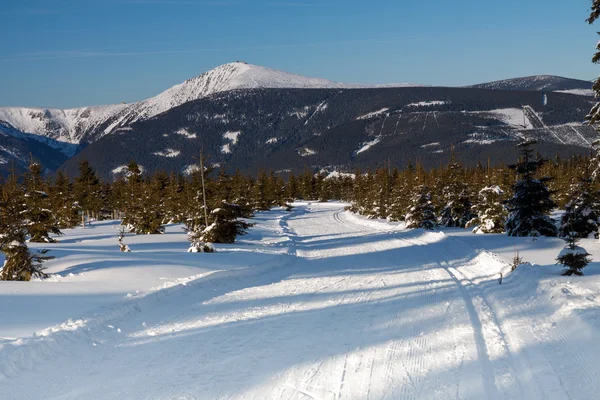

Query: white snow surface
[0,62,419,154]
[406,100,450,107]
[356,137,382,154]
[357,108,389,120]
[486,108,533,129]
[222,130,241,145]
[1,203,600,399]
[152,148,180,158]
[555,89,595,97]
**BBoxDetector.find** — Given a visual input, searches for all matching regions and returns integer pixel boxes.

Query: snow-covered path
[1,203,599,399]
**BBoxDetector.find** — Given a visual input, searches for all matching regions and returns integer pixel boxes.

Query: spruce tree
[558,176,600,238]
[556,221,591,276]
[405,185,437,230]
[438,160,475,228]
[49,171,81,229]
[202,201,252,244]
[123,162,165,234]
[505,140,558,237]
[73,160,103,224]
[466,186,508,234]
[23,161,62,243]
[0,174,54,281]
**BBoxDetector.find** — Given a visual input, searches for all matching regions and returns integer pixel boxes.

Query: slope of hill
[469,75,593,93]
[59,86,598,179]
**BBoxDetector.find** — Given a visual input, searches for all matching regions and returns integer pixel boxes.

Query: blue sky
[1,0,598,108]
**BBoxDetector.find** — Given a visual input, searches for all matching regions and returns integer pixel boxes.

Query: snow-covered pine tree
[203,201,252,243]
[587,2,600,131]
[23,161,62,243]
[558,176,600,238]
[556,220,592,276]
[466,186,508,234]
[0,174,54,281]
[505,140,558,237]
[405,185,437,229]
[438,159,475,228]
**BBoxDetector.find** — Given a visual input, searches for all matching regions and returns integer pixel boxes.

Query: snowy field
[1,202,600,399]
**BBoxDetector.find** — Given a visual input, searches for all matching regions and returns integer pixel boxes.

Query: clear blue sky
[2,0,599,108]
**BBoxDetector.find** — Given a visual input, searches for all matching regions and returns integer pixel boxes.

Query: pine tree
[558,176,600,238]
[505,140,558,237]
[556,222,591,276]
[466,186,507,234]
[0,174,54,281]
[587,2,600,130]
[123,162,165,234]
[23,161,62,243]
[202,201,252,244]
[73,160,103,224]
[405,185,437,229]
[438,160,475,228]
[49,171,81,229]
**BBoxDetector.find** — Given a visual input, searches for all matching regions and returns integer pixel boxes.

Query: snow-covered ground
[1,202,599,399]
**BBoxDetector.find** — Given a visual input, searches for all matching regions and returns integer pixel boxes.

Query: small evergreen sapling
[117,227,131,252]
[556,228,591,276]
[405,185,437,230]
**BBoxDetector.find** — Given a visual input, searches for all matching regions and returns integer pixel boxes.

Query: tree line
[1,138,599,280]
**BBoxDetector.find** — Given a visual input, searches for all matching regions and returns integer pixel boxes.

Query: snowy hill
[469,75,594,94]
[0,62,417,155]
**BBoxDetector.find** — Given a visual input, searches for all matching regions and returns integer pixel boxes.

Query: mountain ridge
[0,63,597,177]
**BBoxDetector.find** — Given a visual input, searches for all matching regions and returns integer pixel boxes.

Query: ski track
[1,203,598,399]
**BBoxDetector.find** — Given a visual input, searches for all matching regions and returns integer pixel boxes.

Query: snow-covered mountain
[468,75,594,94]
[0,62,418,156]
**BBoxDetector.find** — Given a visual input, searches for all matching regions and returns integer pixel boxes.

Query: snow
[463,132,505,145]
[182,164,200,175]
[555,89,595,97]
[221,143,231,154]
[486,108,533,129]
[175,128,197,139]
[357,108,389,120]
[111,164,144,176]
[558,245,590,257]
[221,130,242,153]
[1,203,600,399]
[320,169,356,180]
[223,130,241,145]
[297,147,316,156]
[152,148,180,158]
[356,137,382,154]
[421,142,441,148]
[406,100,449,107]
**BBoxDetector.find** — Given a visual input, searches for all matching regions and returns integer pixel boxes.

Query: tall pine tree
[505,140,558,237]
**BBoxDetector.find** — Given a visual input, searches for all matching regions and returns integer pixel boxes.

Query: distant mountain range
[0,62,596,178]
